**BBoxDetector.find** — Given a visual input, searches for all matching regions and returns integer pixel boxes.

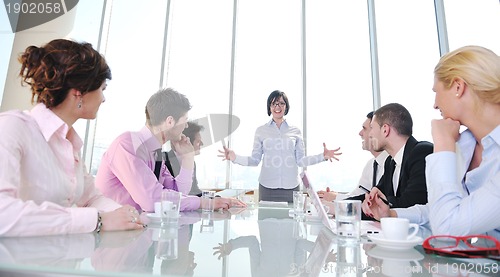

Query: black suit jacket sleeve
[344,194,371,219]
[346,194,365,202]
[385,139,434,208]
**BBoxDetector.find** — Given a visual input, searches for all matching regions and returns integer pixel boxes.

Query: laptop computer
[300,171,382,236]
[300,171,337,232]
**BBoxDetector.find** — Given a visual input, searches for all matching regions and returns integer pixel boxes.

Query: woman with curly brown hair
[0,39,144,237]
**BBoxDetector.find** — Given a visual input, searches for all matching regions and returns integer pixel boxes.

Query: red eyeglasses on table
[423,235,500,260]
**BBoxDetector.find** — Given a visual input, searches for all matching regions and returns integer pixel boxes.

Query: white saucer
[367,233,423,250]
[145,213,179,222]
[367,245,424,261]
[146,213,161,221]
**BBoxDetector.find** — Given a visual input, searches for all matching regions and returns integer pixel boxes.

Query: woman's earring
[455,93,459,97]
[78,100,82,108]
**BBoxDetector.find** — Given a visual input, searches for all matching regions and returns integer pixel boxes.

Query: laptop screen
[300,171,383,237]
[300,171,336,231]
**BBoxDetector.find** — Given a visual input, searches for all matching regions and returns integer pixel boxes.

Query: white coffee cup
[154,202,162,215]
[160,190,181,224]
[380,217,419,241]
[154,201,173,215]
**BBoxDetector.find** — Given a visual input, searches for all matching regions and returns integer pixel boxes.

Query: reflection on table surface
[0,206,499,277]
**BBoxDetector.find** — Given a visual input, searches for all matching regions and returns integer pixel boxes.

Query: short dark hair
[373,103,412,137]
[145,88,191,127]
[366,111,374,119]
[267,90,290,116]
[183,121,204,142]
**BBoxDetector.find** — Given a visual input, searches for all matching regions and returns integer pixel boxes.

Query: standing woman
[219,90,342,202]
[0,39,144,237]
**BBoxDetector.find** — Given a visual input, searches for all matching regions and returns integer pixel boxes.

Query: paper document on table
[361,220,382,234]
[215,189,251,198]
[318,218,382,235]
[258,201,289,208]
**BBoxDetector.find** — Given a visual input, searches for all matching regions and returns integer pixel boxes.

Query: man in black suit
[324,103,432,220]
[367,103,433,209]
[165,121,205,197]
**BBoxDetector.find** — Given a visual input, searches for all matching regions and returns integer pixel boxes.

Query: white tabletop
[0,206,497,277]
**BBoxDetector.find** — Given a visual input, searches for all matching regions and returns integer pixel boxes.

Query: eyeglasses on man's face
[423,235,500,260]
[272,102,286,107]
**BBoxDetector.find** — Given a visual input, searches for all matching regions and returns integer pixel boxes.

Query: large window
[162,0,234,190]
[65,0,107,167]
[89,0,169,174]
[230,0,303,190]
[444,0,500,54]
[0,6,15,107]
[375,0,440,143]
[305,0,373,193]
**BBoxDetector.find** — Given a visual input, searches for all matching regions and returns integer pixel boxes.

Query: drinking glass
[161,190,181,225]
[334,200,361,239]
[201,190,215,213]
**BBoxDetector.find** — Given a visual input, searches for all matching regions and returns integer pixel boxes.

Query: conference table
[0,204,499,277]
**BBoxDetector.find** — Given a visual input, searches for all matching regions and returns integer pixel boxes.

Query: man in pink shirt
[95,88,244,212]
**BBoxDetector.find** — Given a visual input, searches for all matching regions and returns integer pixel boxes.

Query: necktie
[153,149,163,180]
[164,151,174,177]
[389,158,397,196]
[372,160,378,188]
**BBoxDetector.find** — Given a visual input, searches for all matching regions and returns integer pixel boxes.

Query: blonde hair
[434,45,500,105]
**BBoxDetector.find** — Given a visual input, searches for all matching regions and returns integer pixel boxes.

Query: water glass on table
[201,190,215,213]
[334,200,362,239]
[293,191,306,217]
[160,190,181,225]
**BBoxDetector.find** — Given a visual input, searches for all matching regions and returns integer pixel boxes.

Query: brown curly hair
[18,39,112,108]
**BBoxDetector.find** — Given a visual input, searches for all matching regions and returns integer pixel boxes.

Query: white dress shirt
[337,151,389,200]
[392,146,405,194]
[0,104,120,237]
[233,120,324,189]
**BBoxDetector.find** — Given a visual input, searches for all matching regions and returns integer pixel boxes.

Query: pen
[377,195,392,207]
[358,185,370,193]
[359,185,392,207]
